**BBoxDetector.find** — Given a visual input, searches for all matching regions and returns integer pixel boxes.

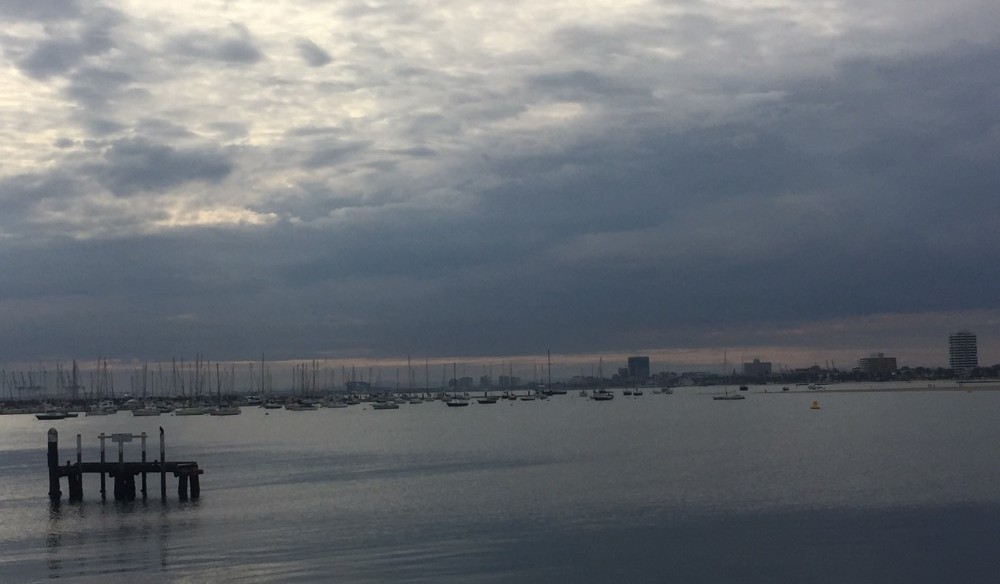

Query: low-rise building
[858,353,897,375]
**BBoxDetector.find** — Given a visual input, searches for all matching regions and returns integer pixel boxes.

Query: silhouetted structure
[627,356,650,381]
[949,331,978,375]
[858,353,897,375]
[742,358,772,378]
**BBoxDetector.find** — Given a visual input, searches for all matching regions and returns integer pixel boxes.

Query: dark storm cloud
[3,2,999,365]
[81,117,126,136]
[0,230,285,360]
[93,138,233,196]
[0,0,80,21]
[10,6,122,79]
[16,34,111,79]
[296,38,332,67]
[169,24,264,64]
[62,66,136,109]
[133,118,197,140]
[0,172,79,219]
[430,40,1000,355]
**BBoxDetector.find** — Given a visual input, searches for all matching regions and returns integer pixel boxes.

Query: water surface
[2,386,999,582]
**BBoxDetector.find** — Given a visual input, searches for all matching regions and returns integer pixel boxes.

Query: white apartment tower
[948,330,978,374]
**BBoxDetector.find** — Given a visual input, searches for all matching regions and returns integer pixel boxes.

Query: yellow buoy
[810,400,820,410]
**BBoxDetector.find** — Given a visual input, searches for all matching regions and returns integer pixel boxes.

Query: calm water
[3,386,1000,583]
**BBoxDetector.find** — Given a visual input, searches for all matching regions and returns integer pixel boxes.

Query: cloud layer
[1,0,998,368]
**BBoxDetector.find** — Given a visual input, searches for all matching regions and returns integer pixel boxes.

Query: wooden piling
[178,474,189,501]
[76,434,83,501]
[47,428,61,501]
[68,434,83,502]
[68,471,82,502]
[99,433,107,501]
[190,473,201,499]
[140,432,148,500]
[117,436,125,501]
[159,427,167,501]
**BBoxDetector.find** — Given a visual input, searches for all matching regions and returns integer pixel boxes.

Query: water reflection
[44,498,201,579]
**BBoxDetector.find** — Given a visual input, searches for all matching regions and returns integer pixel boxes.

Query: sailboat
[445,363,470,407]
[713,351,745,401]
[209,363,241,415]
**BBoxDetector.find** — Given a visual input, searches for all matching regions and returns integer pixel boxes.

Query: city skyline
[1,2,998,367]
[2,326,995,390]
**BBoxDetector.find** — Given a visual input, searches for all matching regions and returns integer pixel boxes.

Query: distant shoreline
[777,383,1000,394]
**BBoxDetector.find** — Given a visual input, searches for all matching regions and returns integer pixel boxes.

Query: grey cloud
[82,117,126,136]
[527,70,650,103]
[17,37,105,78]
[296,38,332,67]
[0,172,80,220]
[206,122,250,141]
[390,146,437,158]
[3,3,999,364]
[134,118,197,140]
[303,140,370,168]
[436,42,1000,351]
[93,138,233,196]
[169,24,264,64]
[12,7,122,79]
[63,66,134,109]
[0,0,80,21]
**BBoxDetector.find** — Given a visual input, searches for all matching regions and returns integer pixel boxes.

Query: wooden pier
[47,427,203,503]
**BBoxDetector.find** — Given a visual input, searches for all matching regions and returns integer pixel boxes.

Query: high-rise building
[948,330,978,374]
[627,356,650,380]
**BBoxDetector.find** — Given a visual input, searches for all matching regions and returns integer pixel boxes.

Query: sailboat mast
[547,350,552,390]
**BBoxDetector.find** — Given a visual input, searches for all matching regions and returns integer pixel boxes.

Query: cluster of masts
[1,356,273,403]
[3,361,84,402]
[2,353,561,403]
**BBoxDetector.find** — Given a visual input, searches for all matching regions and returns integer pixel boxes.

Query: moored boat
[209,405,241,416]
[132,404,162,416]
[174,405,207,416]
[36,411,69,420]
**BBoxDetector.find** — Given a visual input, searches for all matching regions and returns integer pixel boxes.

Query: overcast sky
[1,0,998,373]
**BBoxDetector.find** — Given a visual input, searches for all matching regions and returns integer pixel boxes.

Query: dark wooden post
[190,472,201,499]
[68,433,83,502]
[178,474,189,501]
[76,434,83,500]
[140,432,148,500]
[117,436,125,502]
[47,428,61,501]
[159,427,167,501]
[99,433,107,501]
